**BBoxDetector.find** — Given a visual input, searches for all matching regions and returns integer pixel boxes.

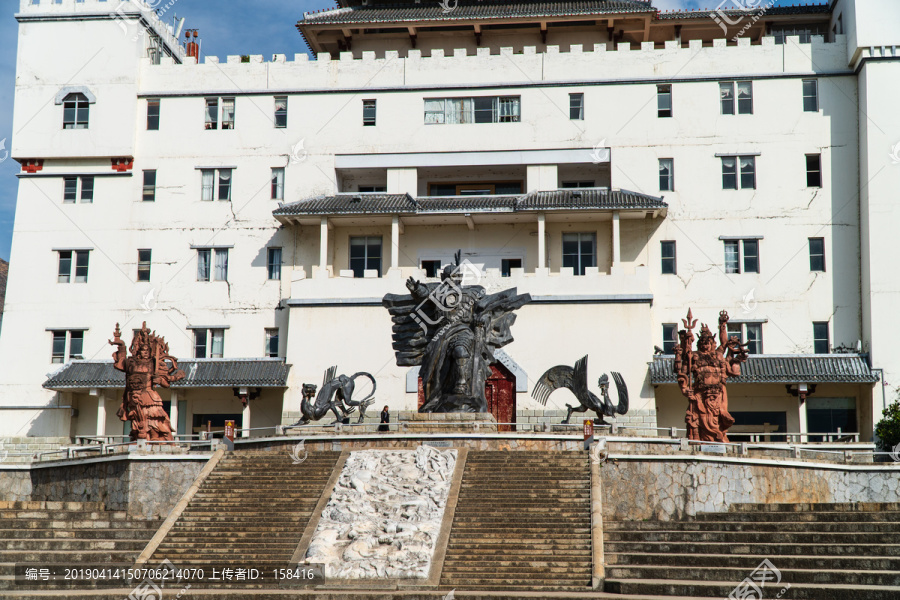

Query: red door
[417,362,517,431]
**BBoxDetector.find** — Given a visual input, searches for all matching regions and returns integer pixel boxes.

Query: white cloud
[652,0,704,11]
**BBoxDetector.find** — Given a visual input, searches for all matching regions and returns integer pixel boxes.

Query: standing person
[378,406,390,432]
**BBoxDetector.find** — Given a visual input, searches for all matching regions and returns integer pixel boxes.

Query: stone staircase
[604,502,900,599]
[0,500,160,590]
[149,450,341,586]
[439,451,593,592]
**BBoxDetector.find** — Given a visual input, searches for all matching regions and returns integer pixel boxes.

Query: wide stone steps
[606,552,900,570]
[0,528,156,540]
[606,530,900,544]
[605,519,900,532]
[439,451,592,591]
[606,578,900,600]
[605,541,900,556]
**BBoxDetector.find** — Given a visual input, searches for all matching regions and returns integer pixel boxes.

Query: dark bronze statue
[532,355,629,424]
[298,366,376,424]
[109,322,184,442]
[673,309,749,442]
[383,253,531,413]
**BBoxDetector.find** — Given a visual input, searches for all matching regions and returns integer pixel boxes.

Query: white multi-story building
[2,0,897,442]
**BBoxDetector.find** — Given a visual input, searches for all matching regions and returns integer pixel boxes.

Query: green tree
[875,396,900,452]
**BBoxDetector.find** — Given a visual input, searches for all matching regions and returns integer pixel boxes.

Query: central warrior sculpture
[109,322,184,442]
[383,254,531,413]
[673,309,749,442]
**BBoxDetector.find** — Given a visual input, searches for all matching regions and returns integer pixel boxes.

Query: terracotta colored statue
[673,309,748,442]
[109,322,185,441]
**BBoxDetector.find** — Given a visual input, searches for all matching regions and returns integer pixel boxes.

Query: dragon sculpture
[532,355,629,424]
[297,366,377,425]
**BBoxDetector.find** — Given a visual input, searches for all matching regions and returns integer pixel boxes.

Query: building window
[421,260,442,278]
[724,239,759,274]
[809,237,826,272]
[349,236,382,278]
[147,98,160,130]
[722,156,756,190]
[143,170,156,202]
[193,329,224,359]
[813,321,830,354]
[727,322,763,354]
[772,24,826,44]
[271,168,284,200]
[657,84,672,118]
[720,81,753,115]
[806,154,822,187]
[501,258,522,277]
[661,240,677,275]
[561,181,596,188]
[659,158,674,191]
[662,324,677,353]
[50,330,84,363]
[62,93,89,129]
[424,96,521,124]
[569,93,584,120]
[720,82,734,115]
[201,169,231,201]
[363,99,376,126]
[197,248,228,282]
[58,250,90,283]
[221,97,235,129]
[267,247,282,280]
[137,249,151,282]
[803,79,819,112]
[63,176,93,203]
[265,329,279,358]
[562,232,596,276]
[358,186,387,193]
[204,98,218,129]
[274,96,287,128]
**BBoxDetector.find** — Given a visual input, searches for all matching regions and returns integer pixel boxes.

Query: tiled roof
[274,189,666,217]
[649,355,879,385]
[302,0,655,26]
[655,4,830,20]
[43,359,291,390]
[273,193,417,216]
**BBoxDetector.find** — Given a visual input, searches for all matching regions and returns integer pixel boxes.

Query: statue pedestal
[399,412,498,434]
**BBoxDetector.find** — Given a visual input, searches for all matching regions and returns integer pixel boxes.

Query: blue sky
[0,0,828,261]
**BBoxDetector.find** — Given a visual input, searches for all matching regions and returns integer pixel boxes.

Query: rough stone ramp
[439,450,593,592]
[0,500,160,590]
[149,449,341,586]
[604,501,900,599]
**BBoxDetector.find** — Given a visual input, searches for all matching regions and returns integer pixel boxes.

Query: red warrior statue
[109,322,185,441]
[673,309,749,442]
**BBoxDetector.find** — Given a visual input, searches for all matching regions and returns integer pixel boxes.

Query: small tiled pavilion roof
[649,355,879,385]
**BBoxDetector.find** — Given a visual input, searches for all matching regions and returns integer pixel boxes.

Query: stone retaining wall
[601,458,900,521]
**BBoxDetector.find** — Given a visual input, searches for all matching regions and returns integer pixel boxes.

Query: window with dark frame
[143,170,156,202]
[147,98,160,130]
[63,177,93,203]
[501,258,522,277]
[267,247,282,280]
[63,177,78,203]
[274,96,287,128]
[265,329,279,358]
[57,250,90,283]
[271,168,284,200]
[358,186,387,193]
[137,249,151,282]
[197,248,229,282]
[62,93,89,129]
[813,321,830,354]
[722,156,756,189]
[193,328,224,359]
[51,331,67,363]
[743,239,759,273]
[662,324,677,353]
[569,93,584,120]
[221,98,235,129]
[802,79,819,112]
[201,169,231,202]
[421,260,442,278]
[724,239,760,274]
[50,330,84,363]
[562,232,597,276]
[720,82,735,115]
[806,154,822,187]
[809,237,826,272]
[737,81,753,114]
[661,240,677,275]
[80,176,94,202]
[727,322,763,354]
[659,158,674,191]
[560,181,596,188]
[424,96,521,124]
[204,98,218,129]
[350,236,382,277]
[657,84,672,117]
[363,100,377,126]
